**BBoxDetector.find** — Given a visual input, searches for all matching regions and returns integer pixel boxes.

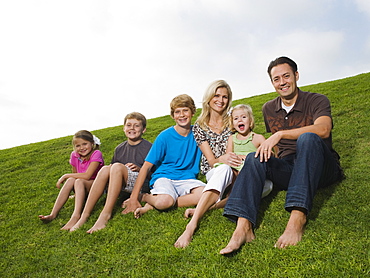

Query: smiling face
[172,106,194,129]
[73,138,94,158]
[209,87,229,114]
[270,63,299,104]
[123,118,145,143]
[232,108,252,136]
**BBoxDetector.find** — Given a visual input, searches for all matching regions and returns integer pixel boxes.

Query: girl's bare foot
[38,214,56,223]
[61,215,80,230]
[86,213,111,234]
[274,210,306,249]
[220,218,255,255]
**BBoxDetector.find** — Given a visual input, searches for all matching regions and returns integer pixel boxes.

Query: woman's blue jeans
[223,132,342,226]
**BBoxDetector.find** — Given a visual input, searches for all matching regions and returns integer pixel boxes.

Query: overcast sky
[1,0,369,150]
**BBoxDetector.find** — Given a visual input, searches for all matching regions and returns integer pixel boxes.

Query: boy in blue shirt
[122,94,205,216]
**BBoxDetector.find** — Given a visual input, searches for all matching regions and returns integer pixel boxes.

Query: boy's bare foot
[184,208,195,218]
[61,215,80,230]
[38,214,56,222]
[134,203,154,219]
[86,213,111,234]
[274,210,306,249]
[174,222,197,248]
[121,193,143,208]
[219,218,255,255]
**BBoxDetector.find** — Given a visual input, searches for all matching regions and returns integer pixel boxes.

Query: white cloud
[0,1,369,149]
[355,0,370,17]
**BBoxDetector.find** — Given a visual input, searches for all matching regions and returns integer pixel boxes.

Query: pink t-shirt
[69,150,104,180]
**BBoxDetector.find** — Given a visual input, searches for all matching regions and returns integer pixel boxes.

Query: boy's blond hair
[229,104,255,132]
[170,94,196,117]
[124,112,147,129]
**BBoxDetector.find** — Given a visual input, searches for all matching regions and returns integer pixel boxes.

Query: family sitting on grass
[39,56,343,254]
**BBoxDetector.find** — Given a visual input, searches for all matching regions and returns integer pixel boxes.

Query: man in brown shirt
[221,56,343,254]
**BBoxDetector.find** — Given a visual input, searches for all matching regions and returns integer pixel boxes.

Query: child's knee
[154,195,175,210]
[110,163,127,175]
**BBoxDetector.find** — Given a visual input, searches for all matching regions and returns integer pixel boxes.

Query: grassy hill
[1,73,369,277]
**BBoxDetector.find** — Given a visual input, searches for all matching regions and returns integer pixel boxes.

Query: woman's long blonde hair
[196,80,233,130]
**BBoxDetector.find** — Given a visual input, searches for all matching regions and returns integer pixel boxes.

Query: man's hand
[255,132,281,162]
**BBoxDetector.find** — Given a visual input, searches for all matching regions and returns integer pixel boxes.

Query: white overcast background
[1,0,370,149]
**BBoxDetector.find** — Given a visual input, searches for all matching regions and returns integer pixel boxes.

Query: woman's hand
[218,152,242,168]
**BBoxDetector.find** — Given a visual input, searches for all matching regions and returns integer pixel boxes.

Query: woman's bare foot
[174,222,197,248]
[86,213,111,234]
[274,210,306,249]
[38,214,56,223]
[134,203,154,219]
[61,215,80,230]
[220,218,255,255]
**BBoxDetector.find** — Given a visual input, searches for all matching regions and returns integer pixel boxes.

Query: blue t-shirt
[145,126,201,187]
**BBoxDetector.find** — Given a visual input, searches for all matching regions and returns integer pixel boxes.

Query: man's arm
[256,115,332,162]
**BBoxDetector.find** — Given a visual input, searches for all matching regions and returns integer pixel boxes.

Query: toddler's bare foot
[274,210,306,249]
[184,208,195,218]
[86,213,111,234]
[220,218,255,255]
[38,214,56,223]
[61,215,80,231]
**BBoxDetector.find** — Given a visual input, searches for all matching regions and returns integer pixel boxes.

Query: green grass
[1,73,369,277]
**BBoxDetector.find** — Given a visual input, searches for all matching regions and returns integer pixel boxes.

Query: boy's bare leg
[274,209,306,249]
[69,166,110,231]
[220,217,255,255]
[39,178,76,222]
[86,164,128,233]
[141,193,175,211]
[134,203,154,219]
[177,186,204,207]
[61,179,92,230]
[175,190,219,248]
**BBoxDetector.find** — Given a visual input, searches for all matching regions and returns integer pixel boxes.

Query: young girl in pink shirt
[39,130,104,230]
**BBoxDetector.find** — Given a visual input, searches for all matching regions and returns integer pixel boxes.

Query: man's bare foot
[174,222,197,248]
[86,213,111,234]
[220,218,255,255]
[274,210,306,249]
[61,215,80,230]
[134,203,154,219]
[184,208,195,218]
[38,214,56,223]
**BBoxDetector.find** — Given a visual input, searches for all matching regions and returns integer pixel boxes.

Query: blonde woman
[175,80,241,248]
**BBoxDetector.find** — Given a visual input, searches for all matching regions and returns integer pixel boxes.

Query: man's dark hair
[267,56,298,79]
